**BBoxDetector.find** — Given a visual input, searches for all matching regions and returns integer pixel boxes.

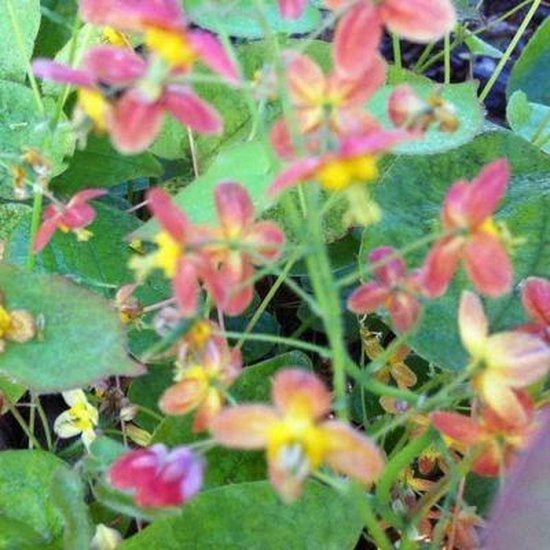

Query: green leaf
[463,30,503,58]
[361,130,550,370]
[0,203,31,240]
[0,450,67,545]
[369,79,484,154]
[506,91,550,154]
[0,0,41,82]
[0,79,74,195]
[51,468,94,550]
[34,0,78,59]
[0,516,47,549]
[0,262,142,392]
[119,481,364,549]
[7,202,168,302]
[183,0,322,39]
[135,140,279,240]
[52,135,163,193]
[508,18,550,106]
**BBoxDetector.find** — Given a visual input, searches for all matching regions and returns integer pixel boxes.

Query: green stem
[360,495,394,550]
[479,0,542,102]
[26,191,44,271]
[35,396,53,451]
[444,32,451,84]
[392,34,402,69]
[5,397,43,450]
[531,110,550,145]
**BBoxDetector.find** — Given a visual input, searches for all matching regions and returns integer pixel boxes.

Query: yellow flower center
[0,306,13,338]
[145,28,197,69]
[478,217,499,237]
[189,320,213,349]
[153,231,183,278]
[77,88,110,131]
[102,27,132,48]
[69,401,97,432]
[315,155,379,191]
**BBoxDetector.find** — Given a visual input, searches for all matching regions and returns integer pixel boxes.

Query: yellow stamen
[77,88,110,132]
[102,27,132,48]
[145,28,197,69]
[153,231,182,278]
[68,401,98,432]
[0,306,12,338]
[479,217,499,237]
[315,155,379,191]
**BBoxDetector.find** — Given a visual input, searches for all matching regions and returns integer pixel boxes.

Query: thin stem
[28,395,36,449]
[479,0,542,102]
[187,127,200,177]
[26,191,44,271]
[444,32,452,84]
[35,396,53,451]
[5,397,43,450]
[392,34,403,69]
[360,496,394,550]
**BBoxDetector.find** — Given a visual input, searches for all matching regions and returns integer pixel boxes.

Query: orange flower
[458,291,550,425]
[211,369,384,502]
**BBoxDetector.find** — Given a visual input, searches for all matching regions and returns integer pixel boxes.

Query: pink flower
[80,0,238,81]
[347,246,423,332]
[422,159,514,298]
[278,0,308,19]
[329,0,456,76]
[270,51,386,159]
[34,189,107,252]
[129,188,222,317]
[109,444,204,507]
[208,182,285,315]
[518,277,550,344]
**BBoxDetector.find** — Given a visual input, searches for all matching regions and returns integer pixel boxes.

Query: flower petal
[82,46,146,85]
[463,233,513,297]
[109,445,164,491]
[339,128,414,157]
[381,0,456,43]
[458,290,488,359]
[173,259,200,317]
[430,411,485,445]
[321,421,385,484]
[164,86,222,135]
[521,277,550,326]
[34,216,59,252]
[272,369,332,419]
[211,405,279,448]
[147,187,189,241]
[269,157,322,195]
[285,52,326,107]
[369,246,406,285]
[334,4,382,77]
[111,90,165,153]
[215,182,254,237]
[159,377,208,416]
[188,30,239,84]
[347,281,390,314]
[247,221,285,262]
[32,59,95,87]
[53,410,82,438]
[278,0,308,19]
[217,261,255,316]
[192,388,223,433]
[388,292,421,333]
[421,236,462,297]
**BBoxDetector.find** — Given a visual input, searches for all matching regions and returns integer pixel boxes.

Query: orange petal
[458,290,488,359]
[272,369,332,420]
[478,373,530,426]
[268,457,306,503]
[159,377,208,416]
[285,51,326,107]
[192,388,223,433]
[421,236,461,298]
[210,405,278,449]
[391,361,417,388]
[320,421,384,485]
[430,411,485,446]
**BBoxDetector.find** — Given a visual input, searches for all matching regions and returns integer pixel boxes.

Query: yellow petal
[458,291,488,359]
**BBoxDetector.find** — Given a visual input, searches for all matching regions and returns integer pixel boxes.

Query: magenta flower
[34,189,107,252]
[519,277,550,344]
[347,246,423,332]
[109,444,204,508]
[422,159,513,298]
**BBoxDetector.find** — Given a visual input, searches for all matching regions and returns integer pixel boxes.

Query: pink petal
[210,405,279,448]
[284,52,326,107]
[321,421,385,484]
[188,30,239,84]
[441,180,471,229]
[388,84,425,127]
[521,277,550,326]
[430,411,485,446]
[278,0,308,19]
[269,118,296,160]
[381,0,456,43]
[173,259,200,317]
[215,182,254,237]
[458,290,489,358]
[111,90,165,153]
[70,188,107,205]
[159,378,207,416]
[463,233,513,297]
[60,202,97,229]
[33,216,59,252]
[269,157,322,196]
[347,281,390,314]
[334,4,382,77]
[217,262,255,316]
[147,187,189,241]
[109,445,164,491]
[466,159,510,228]
[368,245,406,285]
[272,369,332,420]
[421,237,462,298]
[471,446,501,477]
[32,59,95,88]
[82,46,146,85]
[388,292,421,333]
[340,128,415,157]
[268,458,306,503]
[247,221,285,262]
[163,86,222,135]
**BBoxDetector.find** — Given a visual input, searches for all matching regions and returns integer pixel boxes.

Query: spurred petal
[272,369,332,419]
[188,30,239,83]
[458,290,488,359]
[163,86,222,135]
[347,281,391,314]
[147,187,189,241]
[32,59,95,88]
[279,0,308,19]
[53,410,83,438]
[486,332,550,385]
[215,182,254,237]
[268,458,306,503]
[70,188,107,205]
[339,128,414,157]
[465,159,509,227]
[421,236,462,297]
[111,91,165,153]
[463,233,513,297]
[270,118,296,160]
[521,277,550,325]
[159,377,208,415]
[192,388,223,432]
[285,52,326,107]
[269,157,322,195]
[60,202,97,229]
[173,259,200,317]
[430,411,485,445]
[334,4,382,77]
[34,217,59,252]
[217,262,255,316]
[247,221,285,262]
[388,292,421,333]
[211,405,279,448]
[471,444,501,477]
[381,0,456,43]
[82,47,146,85]
[321,421,385,484]
[369,246,406,285]
[109,445,164,491]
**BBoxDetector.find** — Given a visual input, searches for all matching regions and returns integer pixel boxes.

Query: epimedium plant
[0,0,549,548]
